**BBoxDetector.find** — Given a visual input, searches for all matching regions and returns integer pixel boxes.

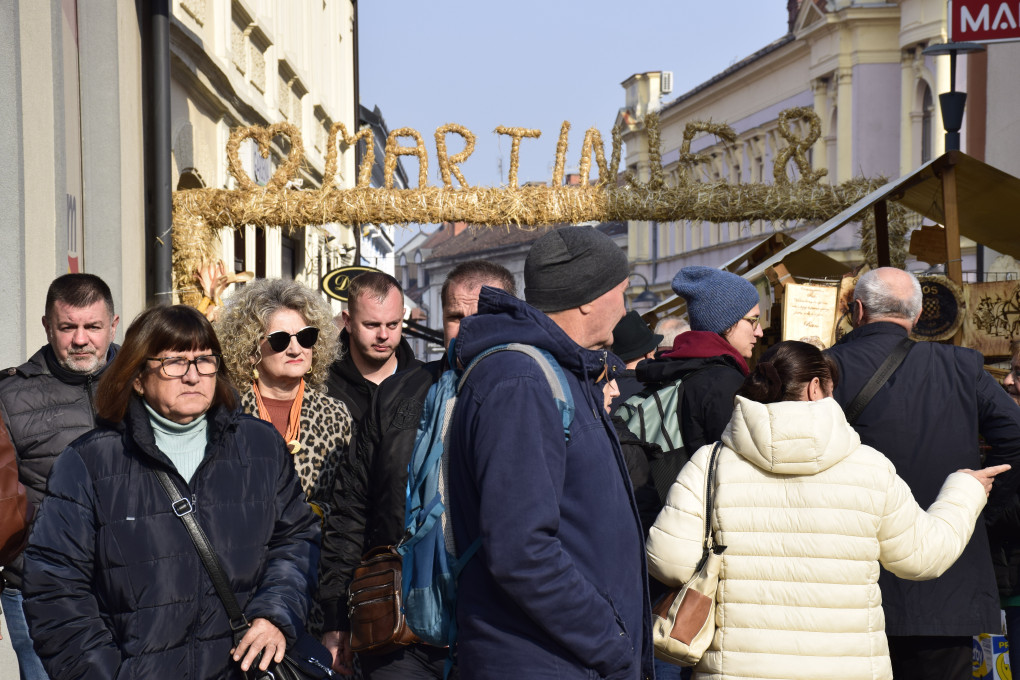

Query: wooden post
[941,164,963,286]
[874,200,890,267]
[941,160,964,345]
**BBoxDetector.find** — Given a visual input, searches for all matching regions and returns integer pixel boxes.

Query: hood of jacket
[661,330,748,375]
[455,286,625,380]
[722,395,860,475]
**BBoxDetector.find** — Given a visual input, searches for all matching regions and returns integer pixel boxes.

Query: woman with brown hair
[646,340,1008,680]
[216,278,352,518]
[20,305,319,680]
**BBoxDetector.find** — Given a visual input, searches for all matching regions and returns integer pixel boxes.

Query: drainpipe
[151,0,173,302]
[352,0,362,267]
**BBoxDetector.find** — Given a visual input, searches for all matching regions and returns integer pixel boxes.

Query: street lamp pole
[921,41,986,152]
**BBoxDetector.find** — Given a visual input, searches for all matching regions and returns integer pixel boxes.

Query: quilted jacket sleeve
[645,444,712,587]
[878,468,987,580]
[22,448,123,679]
[318,404,375,631]
[245,441,321,642]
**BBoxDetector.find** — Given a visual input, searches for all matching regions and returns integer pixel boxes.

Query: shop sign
[950,1,1020,43]
[321,265,383,302]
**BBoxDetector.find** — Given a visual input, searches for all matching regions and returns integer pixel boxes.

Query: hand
[960,464,1012,496]
[321,630,355,676]
[231,618,286,673]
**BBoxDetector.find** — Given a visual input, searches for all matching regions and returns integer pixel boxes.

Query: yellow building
[621,0,1020,300]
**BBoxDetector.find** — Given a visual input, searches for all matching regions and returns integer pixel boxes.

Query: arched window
[400,253,409,289]
[921,84,934,163]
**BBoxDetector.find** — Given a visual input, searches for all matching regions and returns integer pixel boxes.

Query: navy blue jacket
[827,322,1020,636]
[448,287,653,680]
[22,397,320,680]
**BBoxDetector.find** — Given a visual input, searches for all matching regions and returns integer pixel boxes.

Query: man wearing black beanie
[446,226,654,680]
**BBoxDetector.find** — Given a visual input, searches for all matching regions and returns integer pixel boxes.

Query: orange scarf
[252,379,305,455]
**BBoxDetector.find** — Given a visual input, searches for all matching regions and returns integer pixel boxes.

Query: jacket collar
[118,396,240,471]
[836,321,910,345]
[660,331,749,375]
[333,329,418,387]
[455,286,624,378]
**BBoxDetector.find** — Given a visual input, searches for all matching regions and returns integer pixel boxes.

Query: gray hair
[654,317,690,348]
[853,269,923,320]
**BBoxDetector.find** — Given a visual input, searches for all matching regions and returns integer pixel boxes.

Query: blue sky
[357,1,790,232]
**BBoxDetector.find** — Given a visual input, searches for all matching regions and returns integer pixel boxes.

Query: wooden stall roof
[647,151,1020,321]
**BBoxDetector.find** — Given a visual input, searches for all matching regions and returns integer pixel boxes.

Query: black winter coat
[324,331,422,423]
[827,322,1020,636]
[22,397,320,680]
[0,345,117,587]
[635,353,745,454]
[318,359,444,630]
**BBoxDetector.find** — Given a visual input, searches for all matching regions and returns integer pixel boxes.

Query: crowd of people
[1,226,1019,680]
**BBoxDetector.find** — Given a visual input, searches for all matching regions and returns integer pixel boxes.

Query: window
[921,84,934,163]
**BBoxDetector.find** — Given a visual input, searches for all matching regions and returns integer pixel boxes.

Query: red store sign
[949,1,1020,43]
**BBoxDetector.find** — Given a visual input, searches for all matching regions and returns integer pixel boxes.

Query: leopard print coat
[240,385,353,516]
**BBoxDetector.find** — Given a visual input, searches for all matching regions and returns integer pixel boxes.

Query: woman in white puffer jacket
[646,340,1009,680]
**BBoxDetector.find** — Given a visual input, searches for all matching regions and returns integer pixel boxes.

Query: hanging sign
[949,1,1020,43]
[321,265,383,302]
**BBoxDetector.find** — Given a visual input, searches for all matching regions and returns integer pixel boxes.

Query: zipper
[85,373,96,420]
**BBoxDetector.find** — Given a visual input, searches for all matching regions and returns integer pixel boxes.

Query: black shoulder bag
[843,337,915,425]
[152,469,335,680]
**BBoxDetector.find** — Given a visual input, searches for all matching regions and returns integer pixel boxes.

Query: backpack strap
[844,337,915,426]
[459,343,575,439]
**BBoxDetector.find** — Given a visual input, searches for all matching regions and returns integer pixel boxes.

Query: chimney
[453,221,468,236]
[788,0,801,33]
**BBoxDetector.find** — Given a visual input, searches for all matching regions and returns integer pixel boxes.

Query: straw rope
[173,108,906,304]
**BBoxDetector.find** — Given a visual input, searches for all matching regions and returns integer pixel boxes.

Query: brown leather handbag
[0,412,28,566]
[348,546,420,654]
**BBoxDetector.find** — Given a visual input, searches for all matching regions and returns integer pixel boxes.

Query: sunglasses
[265,326,319,352]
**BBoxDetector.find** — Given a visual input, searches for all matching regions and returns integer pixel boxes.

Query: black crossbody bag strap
[152,469,250,635]
[844,337,915,426]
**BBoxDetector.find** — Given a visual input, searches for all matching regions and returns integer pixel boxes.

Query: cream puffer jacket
[646,396,987,680]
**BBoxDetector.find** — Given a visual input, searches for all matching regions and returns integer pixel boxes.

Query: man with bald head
[827,267,1020,680]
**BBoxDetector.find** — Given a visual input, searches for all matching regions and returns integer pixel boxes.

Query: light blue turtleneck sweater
[143,401,208,483]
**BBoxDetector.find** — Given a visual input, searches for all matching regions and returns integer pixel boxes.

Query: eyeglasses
[147,355,220,377]
[265,326,319,352]
[742,315,761,331]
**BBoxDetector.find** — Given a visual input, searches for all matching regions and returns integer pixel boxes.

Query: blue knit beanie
[671,266,759,334]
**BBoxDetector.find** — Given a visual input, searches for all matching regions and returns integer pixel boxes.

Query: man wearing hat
[447,226,654,680]
[636,265,763,454]
[609,310,663,412]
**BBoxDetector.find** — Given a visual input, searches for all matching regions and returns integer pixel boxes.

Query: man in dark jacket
[318,260,515,678]
[827,267,1020,680]
[636,266,762,454]
[0,273,119,680]
[324,271,421,423]
[448,227,653,680]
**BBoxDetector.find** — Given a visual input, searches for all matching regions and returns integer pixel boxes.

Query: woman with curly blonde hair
[217,278,352,519]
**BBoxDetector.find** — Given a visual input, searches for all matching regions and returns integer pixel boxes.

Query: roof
[741,151,1020,282]
[661,34,796,112]
[647,151,1020,319]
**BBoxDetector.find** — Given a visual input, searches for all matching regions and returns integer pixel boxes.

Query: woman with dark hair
[646,340,1009,680]
[21,305,319,680]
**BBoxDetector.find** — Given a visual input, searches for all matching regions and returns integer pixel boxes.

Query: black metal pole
[152,0,172,302]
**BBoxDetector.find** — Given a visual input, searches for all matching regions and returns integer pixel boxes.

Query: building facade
[0,1,146,369]
[170,0,359,296]
[622,0,1020,299]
